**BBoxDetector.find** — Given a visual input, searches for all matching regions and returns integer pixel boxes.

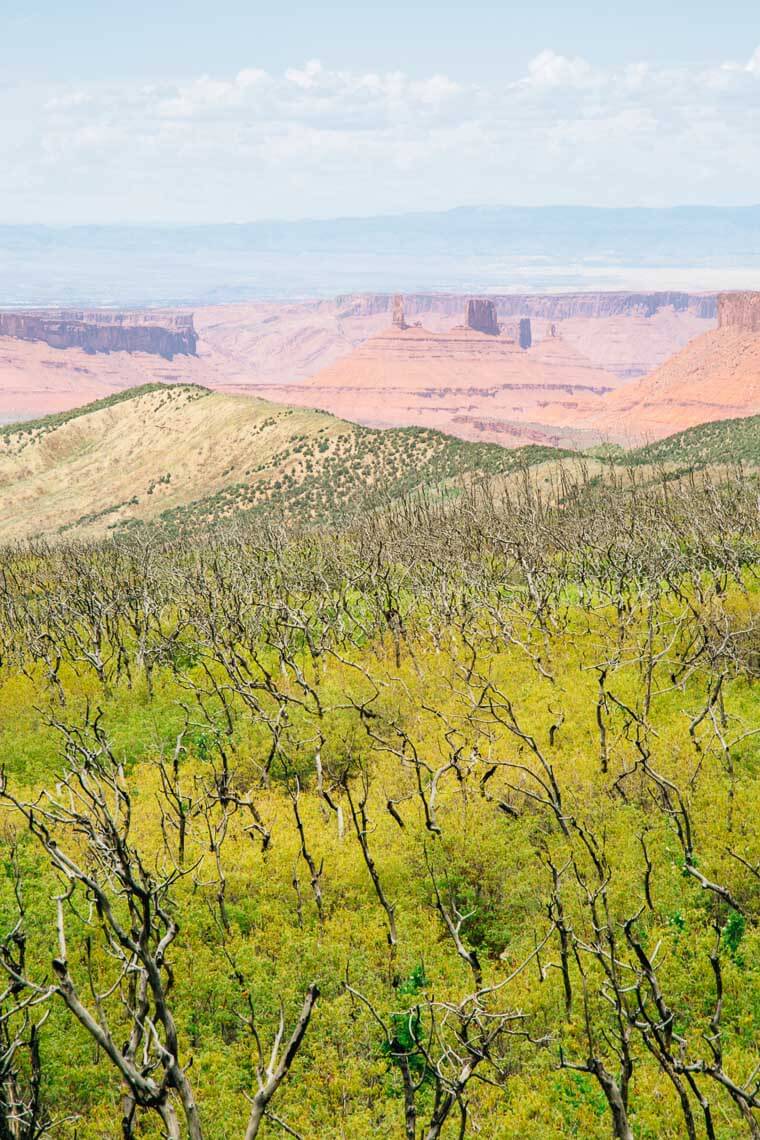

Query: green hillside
[0,382,574,541]
[136,424,571,537]
[2,383,758,545]
[625,414,760,468]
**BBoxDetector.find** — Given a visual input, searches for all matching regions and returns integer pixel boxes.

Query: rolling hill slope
[625,413,760,468]
[0,384,570,542]
[3,383,755,545]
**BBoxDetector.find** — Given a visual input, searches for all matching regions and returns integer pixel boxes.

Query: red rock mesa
[0,310,197,359]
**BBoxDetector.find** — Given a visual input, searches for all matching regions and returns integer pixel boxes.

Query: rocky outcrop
[585,323,760,442]
[519,318,532,350]
[392,295,408,329]
[338,291,718,322]
[718,292,760,334]
[0,310,197,359]
[465,299,500,335]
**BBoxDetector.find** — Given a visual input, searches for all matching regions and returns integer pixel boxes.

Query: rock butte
[465,299,500,336]
[197,292,716,389]
[1,289,754,444]
[248,300,622,448]
[249,291,760,447]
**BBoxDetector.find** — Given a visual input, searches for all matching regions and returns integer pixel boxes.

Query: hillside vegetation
[0,461,757,1139]
[5,381,760,546]
[626,414,760,468]
[0,383,571,541]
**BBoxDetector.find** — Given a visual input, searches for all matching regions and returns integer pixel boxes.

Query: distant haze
[2,206,760,308]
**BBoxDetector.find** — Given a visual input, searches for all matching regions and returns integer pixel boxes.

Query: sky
[2,0,760,222]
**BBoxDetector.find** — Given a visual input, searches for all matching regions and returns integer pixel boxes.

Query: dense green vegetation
[0,463,757,1139]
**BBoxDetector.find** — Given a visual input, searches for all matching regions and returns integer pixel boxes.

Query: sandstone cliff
[247,325,621,449]
[336,291,718,322]
[579,322,760,443]
[0,310,197,359]
[0,293,720,430]
[718,292,760,334]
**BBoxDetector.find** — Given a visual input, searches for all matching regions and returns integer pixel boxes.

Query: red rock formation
[563,324,760,443]
[465,299,500,335]
[0,310,197,359]
[519,318,532,350]
[391,295,408,329]
[718,292,760,334]
[0,335,209,423]
[0,293,721,430]
[246,325,622,449]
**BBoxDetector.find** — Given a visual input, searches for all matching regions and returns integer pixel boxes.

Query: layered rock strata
[246,324,622,449]
[337,291,718,322]
[718,292,760,333]
[0,310,197,359]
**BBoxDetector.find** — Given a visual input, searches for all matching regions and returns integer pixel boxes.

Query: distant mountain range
[3,206,760,307]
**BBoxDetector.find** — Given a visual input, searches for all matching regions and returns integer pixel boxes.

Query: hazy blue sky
[4,1,759,81]
[2,1,759,222]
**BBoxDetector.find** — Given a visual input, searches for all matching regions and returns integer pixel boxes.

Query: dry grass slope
[0,384,569,542]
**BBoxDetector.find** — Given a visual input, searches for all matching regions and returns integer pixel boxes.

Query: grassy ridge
[2,381,759,541]
[124,424,571,536]
[0,382,210,442]
[625,414,760,468]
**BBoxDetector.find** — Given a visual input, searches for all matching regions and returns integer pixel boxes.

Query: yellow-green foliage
[0,472,758,1139]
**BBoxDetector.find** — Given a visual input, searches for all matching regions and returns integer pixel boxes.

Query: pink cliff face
[0,310,197,359]
[0,291,732,440]
[718,292,760,334]
[337,291,718,322]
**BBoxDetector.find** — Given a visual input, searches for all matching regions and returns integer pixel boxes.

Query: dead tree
[0,721,317,1140]
[0,902,53,1140]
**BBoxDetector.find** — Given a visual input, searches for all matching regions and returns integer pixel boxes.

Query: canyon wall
[337,291,718,321]
[718,292,760,334]
[0,310,197,358]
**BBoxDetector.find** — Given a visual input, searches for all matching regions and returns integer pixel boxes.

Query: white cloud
[525,50,598,89]
[2,50,760,222]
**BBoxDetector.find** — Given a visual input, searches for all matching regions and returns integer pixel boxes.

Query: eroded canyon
[1,290,757,445]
